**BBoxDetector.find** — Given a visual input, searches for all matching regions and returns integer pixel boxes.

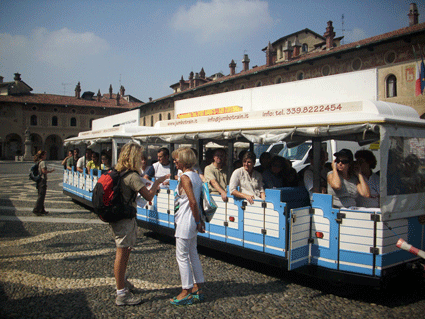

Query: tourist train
[63,70,425,285]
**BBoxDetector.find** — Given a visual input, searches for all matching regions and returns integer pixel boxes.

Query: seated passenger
[229,151,265,204]
[66,148,80,171]
[201,148,215,172]
[204,149,228,202]
[100,152,112,171]
[327,149,370,208]
[262,156,286,188]
[140,152,151,177]
[303,148,330,199]
[355,150,379,208]
[77,149,92,173]
[86,152,101,173]
[281,157,299,187]
[62,150,73,169]
[255,152,272,173]
[233,150,247,169]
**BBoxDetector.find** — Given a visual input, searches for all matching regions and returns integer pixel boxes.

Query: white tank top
[174,170,202,239]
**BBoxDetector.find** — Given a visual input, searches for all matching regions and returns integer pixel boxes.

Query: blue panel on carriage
[380,249,420,267]
[226,196,244,246]
[310,194,340,263]
[264,189,287,256]
[278,187,311,211]
[339,250,374,276]
[147,209,160,225]
[244,232,264,252]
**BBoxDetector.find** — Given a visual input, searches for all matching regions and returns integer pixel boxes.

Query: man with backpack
[110,142,169,306]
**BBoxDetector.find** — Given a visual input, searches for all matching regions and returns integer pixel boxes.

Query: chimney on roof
[292,37,301,58]
[0,76,3,84]
[179,76,185,91]
[14,72,21,83]
[242,54,250,72]
[324,21,335,50]
[97,89,101,102]
[229,59,236,75]
[149,97,153,102]
[120,85,125,97]
[283,42,292,61]
[189,71,194,88]
[194,73,200,87]
[109,84,113,99]
[75,82,81,99]
[266,42,277,67]
[200,68,205,79]
[116,92,120,106]
[408,3,419,26]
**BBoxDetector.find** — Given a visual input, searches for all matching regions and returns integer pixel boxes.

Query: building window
[70,117,77,127]
[90,110,95,115]
[143,117,146,126]
[30,115,37,126]
[89,119,94,129]
[275,77,282,84]
[296,71,304,80]
[386,74,397,98]
[71,109,76,113]
[255,81,262,87]
[321,65,330,76]
[352,58,362,71]
[168,113,171,120]
[384,51,396,64]
[151,116,153,126]
[53,108,58,112]
[52,116,58,126]
[32,106,37,111]
[240,84,245,90]
[159,114,162,121]
[302,43,308,53]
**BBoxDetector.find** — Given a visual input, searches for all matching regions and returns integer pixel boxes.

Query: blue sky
[1,0,424,102]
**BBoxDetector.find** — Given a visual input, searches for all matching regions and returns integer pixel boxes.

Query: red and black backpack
[92,169,137,222]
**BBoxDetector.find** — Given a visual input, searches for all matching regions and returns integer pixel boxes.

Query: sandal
[190,290,205,302]
[169,294,194,306]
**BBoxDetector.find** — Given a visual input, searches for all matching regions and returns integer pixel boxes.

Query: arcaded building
[0,75,142,160]
[137,4,425,125]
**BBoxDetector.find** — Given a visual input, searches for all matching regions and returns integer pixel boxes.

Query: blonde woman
[170,147,205,306]
[112,142,169,306]
[32,150,54,216]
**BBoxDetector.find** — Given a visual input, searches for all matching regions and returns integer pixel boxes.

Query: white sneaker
[115,290,142,306]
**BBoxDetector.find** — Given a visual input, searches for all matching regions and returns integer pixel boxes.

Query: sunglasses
[336,159,350,164]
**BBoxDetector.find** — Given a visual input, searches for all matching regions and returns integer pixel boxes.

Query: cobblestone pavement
[1,162,425,318]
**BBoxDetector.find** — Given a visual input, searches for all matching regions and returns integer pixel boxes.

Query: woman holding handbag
[171,147,206,306]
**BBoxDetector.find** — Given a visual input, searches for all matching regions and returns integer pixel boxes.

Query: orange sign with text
[177,105,243,119]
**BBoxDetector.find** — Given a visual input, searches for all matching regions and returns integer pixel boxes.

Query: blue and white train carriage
[63,73,425,285]
[129,99,425,285]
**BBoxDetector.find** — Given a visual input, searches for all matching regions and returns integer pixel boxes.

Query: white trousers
[175,236,204,290]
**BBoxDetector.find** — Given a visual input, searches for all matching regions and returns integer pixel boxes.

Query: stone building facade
[0,74,142,160]
[137,4,425,125]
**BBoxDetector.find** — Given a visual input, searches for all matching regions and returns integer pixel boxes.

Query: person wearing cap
[327,148,370,208]
[354,150,379,208]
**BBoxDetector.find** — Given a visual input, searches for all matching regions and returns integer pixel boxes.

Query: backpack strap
[118,170,138,206]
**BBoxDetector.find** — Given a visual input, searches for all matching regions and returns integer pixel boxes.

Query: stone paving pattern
[1,162,425,318]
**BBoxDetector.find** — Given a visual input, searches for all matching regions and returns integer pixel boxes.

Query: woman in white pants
[171,147,205,306]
